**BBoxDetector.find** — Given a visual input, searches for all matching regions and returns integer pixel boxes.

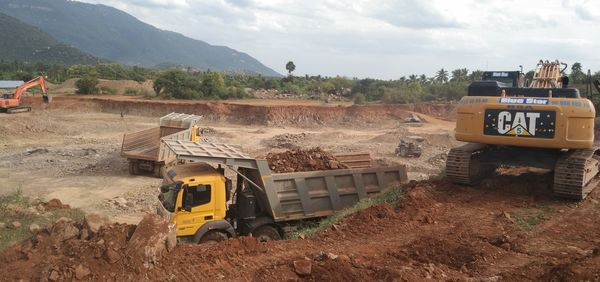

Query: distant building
[0,80,23,89]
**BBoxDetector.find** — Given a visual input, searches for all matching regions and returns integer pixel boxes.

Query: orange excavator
[0,76,51,114]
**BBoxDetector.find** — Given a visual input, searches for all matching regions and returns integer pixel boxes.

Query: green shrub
[99,86,117,95]
[75,74,99,95]
[353,93,366,105]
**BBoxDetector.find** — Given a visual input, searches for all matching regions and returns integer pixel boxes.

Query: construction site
[1,61,600,281]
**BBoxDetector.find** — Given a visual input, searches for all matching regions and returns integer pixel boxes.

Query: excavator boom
[0,76,51,113]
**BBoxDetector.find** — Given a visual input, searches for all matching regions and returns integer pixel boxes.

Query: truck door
[175,184,216,237]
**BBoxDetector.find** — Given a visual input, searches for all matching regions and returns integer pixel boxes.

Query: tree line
[1,60,599,103]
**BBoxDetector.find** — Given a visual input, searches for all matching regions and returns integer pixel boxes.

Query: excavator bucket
[43,95,52,104]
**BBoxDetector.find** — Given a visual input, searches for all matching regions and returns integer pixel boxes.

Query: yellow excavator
[447,60,600,200]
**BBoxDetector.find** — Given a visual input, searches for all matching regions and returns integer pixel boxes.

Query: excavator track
[446,143,492,185]
[6,106,32,114]
[554,148,600,200]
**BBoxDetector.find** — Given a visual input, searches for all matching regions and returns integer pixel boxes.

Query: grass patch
[512,209,550,232]
[288,186,404,239]
[0,190,84,252]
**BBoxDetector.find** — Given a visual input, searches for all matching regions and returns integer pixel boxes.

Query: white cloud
[79,0,600,78]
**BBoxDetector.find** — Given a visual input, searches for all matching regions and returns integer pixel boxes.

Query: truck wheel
[153,165,163,178]
[199,231,227,244]
[128,161,139,175]
[252,225,281,242]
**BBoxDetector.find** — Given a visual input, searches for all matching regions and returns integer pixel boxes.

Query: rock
[48,270,60,281]
[11,221,22,229]
[51,221,80,242]
[127,214,177,268]
[113,197,128,207]
[75,264,91,280]
[501,211,515,223]
[84,213,111,234]
[590,198,599,205]
[293,260,312,276]
[326,252,338,260]
[166,227,177,252]
[29,223,41,233]
[105,248,122,263]
[27,206,39,215]
[0,222,5,229]
[45,198,68,210]
[338,254,350,262]
[55,217,72,223]
[36,204,46,212]
[480,276,501,282]
[80,228,89,240]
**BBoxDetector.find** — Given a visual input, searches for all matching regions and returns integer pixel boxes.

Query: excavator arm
[13,76,51,103]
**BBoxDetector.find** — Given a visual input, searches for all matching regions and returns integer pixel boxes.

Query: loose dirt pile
[266,147,349,173]
[2,175,600,280]
[0,213,175,281]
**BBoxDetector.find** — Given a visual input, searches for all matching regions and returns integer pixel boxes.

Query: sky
[78,0,600,79]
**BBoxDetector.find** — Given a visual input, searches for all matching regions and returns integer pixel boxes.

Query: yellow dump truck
[156,140,408,243]
[121,113,203,177]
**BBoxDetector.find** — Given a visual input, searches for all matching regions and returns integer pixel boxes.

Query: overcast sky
[79,0,600,79]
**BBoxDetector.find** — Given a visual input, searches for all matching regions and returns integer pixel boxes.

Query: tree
[435,68,449,84]
[76,72,99,94]
[570,62,585,84]
[286,61,296,75]
[153,70,201,99]
[451,68,469,81]
[468,70,484,82]
[201,71,226,98]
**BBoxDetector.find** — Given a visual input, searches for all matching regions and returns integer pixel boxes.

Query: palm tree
[435,68,449,84]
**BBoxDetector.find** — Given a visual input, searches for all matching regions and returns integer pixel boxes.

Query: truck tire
[199,231,227,244]
[128,161,140,175]
[252,225,281,242]
[153,164,163,178]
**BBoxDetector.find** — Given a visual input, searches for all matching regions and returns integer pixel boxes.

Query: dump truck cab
[157,162,235,243]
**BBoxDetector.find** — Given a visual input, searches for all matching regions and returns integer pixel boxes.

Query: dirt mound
[266,147,349,173]
[261,133,311,149]
[0,214,175,281]
[23,96,457,127]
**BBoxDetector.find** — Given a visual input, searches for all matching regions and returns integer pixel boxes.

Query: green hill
[0,12,100,65]
[0,0,280,76]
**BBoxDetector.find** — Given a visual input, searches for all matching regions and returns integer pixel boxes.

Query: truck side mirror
[184,188,193,212]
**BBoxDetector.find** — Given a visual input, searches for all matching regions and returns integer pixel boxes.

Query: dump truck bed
[266,166,407,221]
[121,126,187,161]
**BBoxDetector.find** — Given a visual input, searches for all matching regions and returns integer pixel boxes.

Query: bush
[99,86,117,95]
[75,74,99,95]
[353,93,366,105]
[124,87,153,97]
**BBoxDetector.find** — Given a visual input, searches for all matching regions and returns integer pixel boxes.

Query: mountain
[0,12,100,65]
[0,0,280,76]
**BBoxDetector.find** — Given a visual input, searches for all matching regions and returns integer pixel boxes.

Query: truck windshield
[158,181,179,213]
